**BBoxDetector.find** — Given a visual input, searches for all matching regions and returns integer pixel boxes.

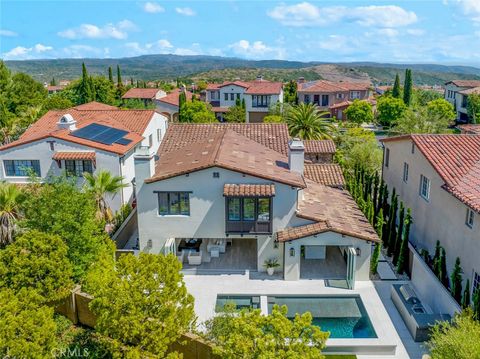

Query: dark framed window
[243,198,255,221]
[65,160,93,177]
[225,197,272,234]
[230,93,234,101]
[3,160,40,177]
[257,198,270,221]
[227,198,240,220]
[466,208,474,228]
[252,95,271,108]
[385,148,390,167]
[403,162,409,182]
[157,192,190,215]
[224,93,228,101]
[321,94,329,106]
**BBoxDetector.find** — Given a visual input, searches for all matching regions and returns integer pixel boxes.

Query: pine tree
[439,248,449,288]
[392,73,401,98]
[393,202,405,266]
[370,209,384,275]
[462,279,471,309]
[108,67,113,83]
[433,240,441,276]
[450,257,463,303]
[397,208,412,275]
[403,69,413,106]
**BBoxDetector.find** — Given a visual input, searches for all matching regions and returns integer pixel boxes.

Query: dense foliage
[179,99,216,123]
[467,93,480,123]
[287,103,335,140]
[376,96,407,127]
[344,99,374,124]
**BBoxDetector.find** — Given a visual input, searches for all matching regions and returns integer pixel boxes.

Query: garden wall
[409,243,461,317]
[54,287,217,359]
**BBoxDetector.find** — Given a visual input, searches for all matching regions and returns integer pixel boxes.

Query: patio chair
[187,251,202,265]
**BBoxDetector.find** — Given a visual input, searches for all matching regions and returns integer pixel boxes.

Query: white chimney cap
[59,114,75,123]
[289,138,305,150]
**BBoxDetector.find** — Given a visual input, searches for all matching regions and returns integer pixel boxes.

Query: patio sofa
[188,251,202,265]
[207,239,226,253]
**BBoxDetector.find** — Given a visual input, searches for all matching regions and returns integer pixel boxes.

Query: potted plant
[264,258,280,276]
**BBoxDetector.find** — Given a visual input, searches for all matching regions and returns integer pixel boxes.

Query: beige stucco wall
[383,139,480,292]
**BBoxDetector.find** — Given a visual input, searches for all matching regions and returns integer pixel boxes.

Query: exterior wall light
[289,247,295,257]
[355,247,361,256]
[147,239,153,248]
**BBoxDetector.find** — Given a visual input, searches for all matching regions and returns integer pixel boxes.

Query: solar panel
[115,138,133,146]
[71,123,129,145]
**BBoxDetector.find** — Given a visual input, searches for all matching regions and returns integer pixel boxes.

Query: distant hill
[4,54,480,86]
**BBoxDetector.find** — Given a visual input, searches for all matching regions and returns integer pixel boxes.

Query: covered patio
[300,245,348,280]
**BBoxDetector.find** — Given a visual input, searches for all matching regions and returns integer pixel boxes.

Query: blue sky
[1,0,480,65]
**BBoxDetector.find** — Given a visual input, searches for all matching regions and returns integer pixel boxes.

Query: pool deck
[183,273,427,358]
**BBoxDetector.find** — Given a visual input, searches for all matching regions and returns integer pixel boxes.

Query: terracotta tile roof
[73,101,118,111]
[446,80,480,87]
[147,128,306,188]
[458,86,480,95]
[159,123,290,156]
[156,89,193,107]
[218,80,251,89]
[0,107,157,155]
[304,164,345,188]
[52,151,96,161]
[122,88,160,100]
[47,85,64,92]
[298,80,371,93]
[329,100,352,110]
[304,140,336,154]
[245,81,283,95]
[223,184,275,197]
[211,106,229,113]
[458,124,480,134]
[294,179,379,242]
[206,83,220,90]
[382,134,480,213]
[277,222,330,242]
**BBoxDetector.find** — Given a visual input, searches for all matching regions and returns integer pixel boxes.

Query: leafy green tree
[284,80,298,104]
[403,69,413,106]
[414,88,442,107]
[42,93,74,111]
[287,103,334,140]
[344,99,373,124]
[392,74,401,99]
[397,208,412,275]
[467,93,480,124]
[178,91,187,121]
[8,72,47,115]
[427,309,480,359]
[180,100,216,123]
[0,182,24,246]
[21,176,113,281]
[204,304,328,358]
[122,98,155,109]
[0,288,58,358]
[87,253,195,358]
[462,279,471,309]
[108,66,113,83]
[224,105,246,123]
[83,170,127,223]
[376,96,406,127]
[392,107,451,134]
[0,230,73,302]
[450,257,463,303]
[427,98,455,122]
[90,76,116,105]
[263,115,284,123]
[371,209,384,275]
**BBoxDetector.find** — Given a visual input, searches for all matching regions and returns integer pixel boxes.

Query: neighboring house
[46,85,65,94]
[0,101,168,212]
[205,77,284,123]
[155,88,193,122]
[444,80,480,122]
[122,88,167,106]
[134,123,377,284]
[458,124,480,134]
[297,80,372,120]
[381,134,480,298]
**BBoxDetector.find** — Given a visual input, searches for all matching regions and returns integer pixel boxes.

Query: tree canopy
[179,100,216,123]
[224,104,246,123]
[392,106,452,134]
[344,99,374,124]
[376,96,407,127]
[287,103,335,140]
[467,93,480,124]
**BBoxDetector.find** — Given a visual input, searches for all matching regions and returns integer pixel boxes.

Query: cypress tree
[450,257,463,303]
[372,173,379,220]
[393,202,405,266]
[235,97,241,107]
[386,194,398,257]
[403,69,413,106]
[108,66,113,83]
[439,248,449,288]
[116,65,125,100]
[473,288,480,320]
[116,64,122,86]
[78,62,92,104]
[130,77,134,86]
[50,77,56,86]
[241,98,246,109]
[392,73,401,98]
[89,76,96,101]
[433,240,441,276]
[370,209,384,275]
[385,188,397,253]
[462,279,471,309]
[397,208,412,275]
[178,91,187,122]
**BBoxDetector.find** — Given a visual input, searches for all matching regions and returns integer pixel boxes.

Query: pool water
[267,295,377,339]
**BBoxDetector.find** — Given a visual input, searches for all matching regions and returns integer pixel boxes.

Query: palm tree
[0,182,24,246]
[83,170,127,223]
[286,103,335,140]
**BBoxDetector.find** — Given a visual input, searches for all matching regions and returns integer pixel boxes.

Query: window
[4,160,40,177]
[336,93,344,99]
[213,172,220,178]
[304,94,311,104]
[65,160,93,177]
[257,198,270,221]
[157,129,162,142]
[350,91,361,99]
[385,148,390,168]
[227,198,240,220]
[403,162,409,182]
[321,94,329,106]
[252,95,271,108]
[420,175,430,200]
[411,142,415,154]
[148,134,153,148]
[226,197,271,222]
[157,192,190,215]
[224,93,228,101]
[473,272,480,296]
[462,95,468,108]
[466,208,475,228]
[230,93,234,101]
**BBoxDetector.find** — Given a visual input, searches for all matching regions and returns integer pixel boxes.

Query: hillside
[4,54,480,86]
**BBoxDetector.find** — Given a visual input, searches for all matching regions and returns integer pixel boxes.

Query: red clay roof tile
[304,164,345,188]
[223,184,275,197]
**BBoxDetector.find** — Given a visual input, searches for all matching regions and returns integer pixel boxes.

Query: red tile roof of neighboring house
[122,88,160,100]
[382,134,480,213]
[446,80,480,87]
[304,140,336,154]
[458,124,480,134]
[0,104,157,155]
[73,101,118,111]
[156,89,193,107]
[458,86,480,95]
[206,83,220,90]
[47,85,64,92]
[223,184,275,197]
[206,80,283,95]
[217,80,251,89]
[52,151,96,161]
[211,106,229,113]
[329,100,352,110]
[304,164,345,188]
[298,80,371,93]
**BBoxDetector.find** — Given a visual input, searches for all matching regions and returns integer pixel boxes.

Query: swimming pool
[267,295,377,339]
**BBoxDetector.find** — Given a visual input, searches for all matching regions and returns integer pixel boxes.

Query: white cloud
[229,40,285,60]
[34,44,53,52]
[58,20,136,40]
[267,3,417,28]
[0,29,17,37]
[2,43,53,60]
[125,39,174,55]
[175,7,196,16]
[143,2,164,13]
[407,29,425,36]
[453,0,480,22]
[377,28,399,37]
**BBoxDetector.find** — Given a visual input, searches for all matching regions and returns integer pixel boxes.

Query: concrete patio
[300,246,347,280]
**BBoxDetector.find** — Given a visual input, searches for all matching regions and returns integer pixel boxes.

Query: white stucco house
[205,78,284,123]
[444,80,480,123]
[134,123,378,285]
[0,101,168,212]
[381,134,480,298]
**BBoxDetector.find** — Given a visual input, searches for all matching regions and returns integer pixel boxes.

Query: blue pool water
[267,295,377,339]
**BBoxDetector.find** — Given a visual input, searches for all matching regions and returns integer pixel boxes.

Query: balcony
[225,220,272,234]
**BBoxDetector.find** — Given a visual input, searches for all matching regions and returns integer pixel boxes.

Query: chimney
[256,75,263,81]
[297,77,305,84]
[57,114,77,131]
[134,150,155,194]
[288,138,304,175]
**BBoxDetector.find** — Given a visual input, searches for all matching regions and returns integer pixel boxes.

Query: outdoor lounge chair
[187,251,202,265]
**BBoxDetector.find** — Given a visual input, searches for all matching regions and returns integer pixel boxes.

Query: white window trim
[466,207,475,228]
[419,174,430,201]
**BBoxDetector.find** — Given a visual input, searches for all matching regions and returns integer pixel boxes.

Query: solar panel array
[71,123,132,146]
